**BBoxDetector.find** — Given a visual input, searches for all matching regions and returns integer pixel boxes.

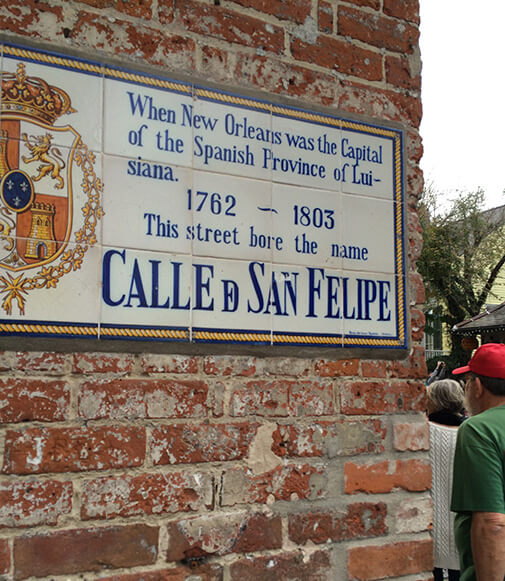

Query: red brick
[73,12,195,69]
[203,356,256,376]
[231,0,311,24]
[390,346,427,379]
[150,422,258,465]
[340,380,426,414]
[2,426,145,474]
[177,0,284,54]
[288,502,387,544]
[0,379,70,423]
[230,550,331,580]
[221,464,326,505]
[14,524,158,579]
[350,0,380,9]
[386,54,421,91]
[360,360,387,378]
[158,0,175,24]
[315,358,359,377]
[141,355,199,374]
[410,271,426,304]
[199,45,231,82]
[383,0,420,24]
[318,1,333,33]
[101,564,223,581]
[393,421,430,451]
[338,6,419,53]
[291,36,382,81]
[345,459,431,493]
[0,480,72,528]
[77,0,153,19]
[411,308,425,341]
[72,353,134,374]
[348,539,433,580]
[0,0,64,40]
[272,419,386,458]
[337,80,422,127]
[81,472,213,519]
[166,512,282,561]
[12,352,68,374]
[0,539,10,574]
[230,379,333,417]
[78,378,208,420]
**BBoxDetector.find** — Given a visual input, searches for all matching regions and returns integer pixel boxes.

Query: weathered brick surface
[348,539,434,580]
[395,496,433,534]
[383,0,420,24]
[2,426,146,474]
[78,378,208,419]
[289,503,387,545]
[100,564,223,581]
[0,538,10,574]
[315,358,359,377]
[11,352,68,374]
[229,550,331,580]
[0,480,72,528]
[340,380,426,414]
[231,0,311,24]
[230,379,334,417]
[0,379,70,423]
[81,472,213,519]
[271,419,386,458]
[221,464,326,505]
[393,421,430,451]
[150,422,259,465]
[166,512,282,561]
[338,6,419,53]
[72,353,134,374]
[345,459,431,493]
[141,355,199,374]
[78,0,153,19]
[177,0,285,54]
[318,1,333,33]
[14,525,158,579]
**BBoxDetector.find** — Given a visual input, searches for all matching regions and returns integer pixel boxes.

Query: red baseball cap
[452,342,505,378]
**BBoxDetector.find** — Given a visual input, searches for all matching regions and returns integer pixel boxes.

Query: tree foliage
[417,186,505,355]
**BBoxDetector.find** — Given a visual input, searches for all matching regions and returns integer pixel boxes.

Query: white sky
[419,1,505,209]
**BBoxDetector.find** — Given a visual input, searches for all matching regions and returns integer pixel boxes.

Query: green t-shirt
[451,404,505,581]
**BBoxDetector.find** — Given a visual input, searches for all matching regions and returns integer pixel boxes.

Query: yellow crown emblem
[1,62,76,125]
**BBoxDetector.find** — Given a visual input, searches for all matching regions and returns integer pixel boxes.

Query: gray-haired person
[428,379,465,581]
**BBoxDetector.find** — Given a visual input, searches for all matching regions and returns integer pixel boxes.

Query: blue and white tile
[101,154,191,254]
[272,183,342,269]
[190,257,272,341]
[190,170,272,262]
[103,75,193,167]
[342,271,399,341]
[339,127,394,199]
[2,49,103,153]
[271,263,343,341]
[100,247,191,331]
[271,111,340,191]
[0,240,101,328]
[192,92,272,181]
[341,194,395,274]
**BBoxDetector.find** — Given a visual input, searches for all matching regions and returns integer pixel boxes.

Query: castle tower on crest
[24,202,57,260]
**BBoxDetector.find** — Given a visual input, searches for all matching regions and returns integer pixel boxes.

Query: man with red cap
[451,343,505,581]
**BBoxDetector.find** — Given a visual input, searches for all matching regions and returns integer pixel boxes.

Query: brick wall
[0,1,430,580]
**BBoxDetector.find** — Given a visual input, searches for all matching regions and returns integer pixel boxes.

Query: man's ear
[474,376,484,398]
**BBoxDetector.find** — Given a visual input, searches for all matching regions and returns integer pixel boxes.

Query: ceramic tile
[270,263,343,341]
[192,92,272,181]
[101,154,191,254]
[339,127,394,200]
[0,138,102,248]
[271,112,340,191]
[190,257,272,342]
[100,247,191,333]
[1,49,103,153]
[272,183,342,269]
[190,170,272,262]
[342,271,399,341]
[340,194,395,274]
[103,75,193,168]
[0,239,100,327]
